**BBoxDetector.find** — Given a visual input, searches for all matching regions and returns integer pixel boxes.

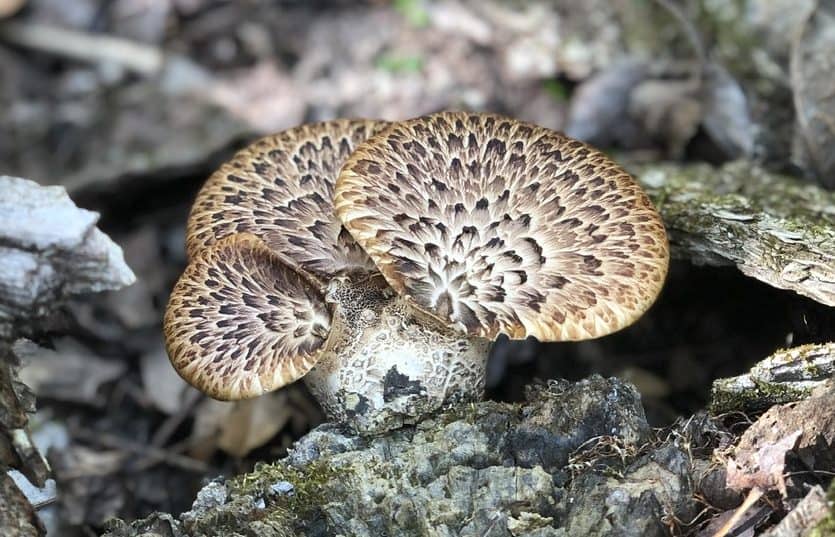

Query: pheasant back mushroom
[164,112,669,434]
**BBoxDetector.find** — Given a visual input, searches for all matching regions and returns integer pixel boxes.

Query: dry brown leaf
[190,391,292,459]
[726,429,801,497]
[726,379,835,498]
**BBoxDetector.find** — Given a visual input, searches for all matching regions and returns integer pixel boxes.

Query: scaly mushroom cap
[168,119,389,400]
[335,111,669,341]
[186,119,389,279]
[164,234,331,400]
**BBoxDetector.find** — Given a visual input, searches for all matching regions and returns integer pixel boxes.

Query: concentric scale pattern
[164,112,669,429]
[186,119,388,279]
[164,234,332,400]
[336,112,669,341]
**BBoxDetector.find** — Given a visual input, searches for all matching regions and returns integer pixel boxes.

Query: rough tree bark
[0,177,136,537]
[634,160,835,308]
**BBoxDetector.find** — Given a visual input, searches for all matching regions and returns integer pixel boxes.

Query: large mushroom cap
[335,111,669,341]
[186,119,389,280]
[164,234,331,400]
[167,119,387,400]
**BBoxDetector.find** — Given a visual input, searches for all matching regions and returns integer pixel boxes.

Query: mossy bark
[634,160,835,307]
[103,377,709,537]
[709,343,835,414]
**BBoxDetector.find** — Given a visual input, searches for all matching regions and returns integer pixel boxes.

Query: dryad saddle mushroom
[164,112,670,434]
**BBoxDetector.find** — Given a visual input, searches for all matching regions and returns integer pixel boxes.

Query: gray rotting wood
[0,177,137,537]
[633,160,835,307]
[0,176,136,341]
[710,343,835,413]
[103,377,703,537]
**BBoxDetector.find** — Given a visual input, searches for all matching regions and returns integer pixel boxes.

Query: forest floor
[1,1,834,535]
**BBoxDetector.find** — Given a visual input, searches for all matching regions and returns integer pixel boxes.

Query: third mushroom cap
[164,111,670,434]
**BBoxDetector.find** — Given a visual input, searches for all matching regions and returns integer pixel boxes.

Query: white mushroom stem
[303,273,491,434]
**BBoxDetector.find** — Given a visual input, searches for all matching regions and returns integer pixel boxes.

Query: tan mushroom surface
[165,119,388,400]
[186,119,387,279]
[336,111,669,341]
[164,234,331,400]
[164,111,669,432]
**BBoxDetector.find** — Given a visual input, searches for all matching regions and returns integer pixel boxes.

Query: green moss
[393,0,429,28]
[809,480,835,537]
[211,458,352,534]
[709,378,812,415]
[232,458,346,506]
[542,79,569,102]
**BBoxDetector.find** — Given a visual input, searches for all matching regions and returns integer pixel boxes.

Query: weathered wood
[0,176,136,341]
[103,377,707,537]
[634,161,835,307]
[710,343,835,413]
[0,177,136,536]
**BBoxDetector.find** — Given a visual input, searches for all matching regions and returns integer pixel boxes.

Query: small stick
[0,21,164,74]
[712,487,764,537]
[72,428,209,474]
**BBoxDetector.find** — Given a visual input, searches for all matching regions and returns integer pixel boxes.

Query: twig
[0,21,163,75]
[712,487,764,537]
[653,0,707,65]
[150,389,204,448]
[73,428,209,474]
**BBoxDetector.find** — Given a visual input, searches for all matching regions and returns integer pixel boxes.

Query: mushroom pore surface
[164,112,669,434]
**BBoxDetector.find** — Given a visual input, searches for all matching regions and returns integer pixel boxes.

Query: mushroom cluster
[164,112,669,434]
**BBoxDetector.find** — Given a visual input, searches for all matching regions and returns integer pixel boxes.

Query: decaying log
[103,376,712,537]
[0,176,136,341]
[710,343,835,413]
[634,160,835,307]
[0,177,136,536]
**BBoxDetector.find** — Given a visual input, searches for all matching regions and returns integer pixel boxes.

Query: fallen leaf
[726,379,835,498]
[701,63,754,159]
[726,429,801,497]
[190,391,292,459]
[565,59,650,147]
[15,338,126,406]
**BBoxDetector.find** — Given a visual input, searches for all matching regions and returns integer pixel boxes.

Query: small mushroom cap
[163,234,331,400]
[335,111,669,341]
[186,119,389,280]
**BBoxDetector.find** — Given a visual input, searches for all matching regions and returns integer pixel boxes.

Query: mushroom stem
[302,272,492,434]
